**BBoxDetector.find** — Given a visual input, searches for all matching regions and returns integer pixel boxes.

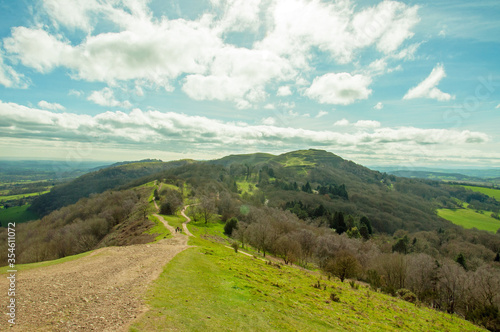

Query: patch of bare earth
[1,229,188,331]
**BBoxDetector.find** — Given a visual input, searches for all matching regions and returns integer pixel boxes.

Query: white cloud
[373,102,384,110]
[316,110,328,118]
[3,0,422,108]
[261,117,276,125]
[354,120,381,128]
[277,86,292,96]
[495,104,500,109]
[0,51,29,88]
[38,100,65,111]
[3,27,73,73]
[257,0,419,66]
[214,0,263,33]
[334,118,350,126]
[68,89,84,97]
[87,88,132,108]
[403,64,455,101]
[0,101,492,164]
[305,72,372,105]
[264,103,275,110]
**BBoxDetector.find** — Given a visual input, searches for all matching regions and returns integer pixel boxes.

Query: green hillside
[131,237,482,332]
[461,185,500,201]
[29,159,193,216]
[438,208,500,233]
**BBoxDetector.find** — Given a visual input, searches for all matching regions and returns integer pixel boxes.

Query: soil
[0,207,189,331]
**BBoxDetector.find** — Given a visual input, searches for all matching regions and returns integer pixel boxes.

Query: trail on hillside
[0,205,191,332]
[180,205,194,237]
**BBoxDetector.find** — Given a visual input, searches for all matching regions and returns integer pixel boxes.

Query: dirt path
[180,205,194,237]
[0,212,189,331]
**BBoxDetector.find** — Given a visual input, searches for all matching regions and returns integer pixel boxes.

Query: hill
[29,159,193,216]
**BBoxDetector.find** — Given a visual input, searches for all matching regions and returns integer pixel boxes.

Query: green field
[461,185,500,201]
[0,205,39,227]
[131,237,481,331]
[438,208,500,233]
[0,190,50,202]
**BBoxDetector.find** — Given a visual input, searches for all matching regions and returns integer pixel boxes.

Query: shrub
[231,242,239,253]
[224,217,239,236]
[330,292,340,302]
[396,288,417,304]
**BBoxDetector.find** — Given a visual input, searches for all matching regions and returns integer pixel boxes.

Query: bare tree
[325,250,361,282]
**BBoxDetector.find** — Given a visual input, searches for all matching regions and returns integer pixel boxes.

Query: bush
[330,292,340,302]
[396,288,417,304]
[224,217,239,236]
[231,242,239,253]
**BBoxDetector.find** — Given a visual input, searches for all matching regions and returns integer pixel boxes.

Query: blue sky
[0,0,499,167]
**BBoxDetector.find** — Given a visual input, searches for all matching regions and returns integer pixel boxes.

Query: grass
[186,217,227,239]
[461,185,500,202]
[438,208,500,233]
[130,237,483,332]
[145,214,172,241]
[236,180,256,195]
[0,205,39,226]
[0,190,51,202]
[0,250,93,274]
[160,214,186,230]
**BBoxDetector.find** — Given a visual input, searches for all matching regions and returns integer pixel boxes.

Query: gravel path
[0,211,189,331]
[180,205,194,237]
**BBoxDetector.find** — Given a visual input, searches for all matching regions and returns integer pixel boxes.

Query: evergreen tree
[332,211,347,234]
[360,216,373,234]
[456,253,467,270]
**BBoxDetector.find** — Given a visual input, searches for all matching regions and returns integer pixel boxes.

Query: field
[438,208,500,233]
[0,205,39,227]
[0,190,50,202]
[130,236,482,331]
[461,185,500,201]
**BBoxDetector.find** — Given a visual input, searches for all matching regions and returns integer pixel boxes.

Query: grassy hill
[131,236,482,331]
[29,159,193,216]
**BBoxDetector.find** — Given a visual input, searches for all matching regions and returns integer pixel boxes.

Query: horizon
[1,0,499,168]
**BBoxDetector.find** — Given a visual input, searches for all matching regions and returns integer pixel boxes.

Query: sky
[0,0,499,168]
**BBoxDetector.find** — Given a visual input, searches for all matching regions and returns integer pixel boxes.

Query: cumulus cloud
[354,120,381,128]
[0,101,491,163]
[316,110,328,118]
[0,51,29,88]
[305,73,372,105]
[0,102,489,147]
[261,117,276,125]
[334,118,350,126]
[87,88,132,108]
[373,102,384,110]
[2,0,422,108]
[257,0,419,65]
[403,64,455,101]
[38,100,65,111]
[277,86,292,96]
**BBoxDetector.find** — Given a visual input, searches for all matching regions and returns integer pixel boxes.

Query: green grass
[236,180,256,195]
[438,208,500,233]
[0,190,50,201]
[0,250,93,274]
[130,238,482,332]
[186,218,227,239]
[160,214,185,230]
[461,185,500,202]
[145,215,172,241]
[0,205,39,226]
